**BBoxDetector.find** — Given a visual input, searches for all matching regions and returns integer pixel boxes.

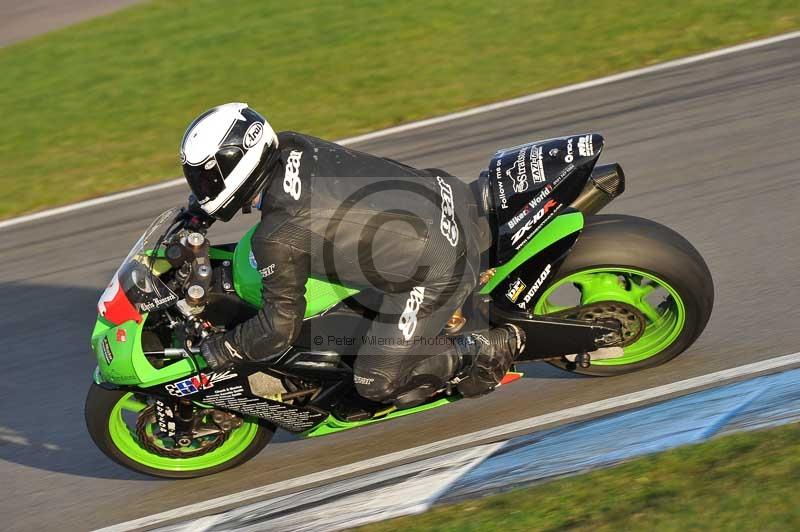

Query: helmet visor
[215,146,245,178]
[184,160,225,204]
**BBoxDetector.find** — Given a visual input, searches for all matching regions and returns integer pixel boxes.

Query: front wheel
[85,383,274,478]
[534,214,714,376]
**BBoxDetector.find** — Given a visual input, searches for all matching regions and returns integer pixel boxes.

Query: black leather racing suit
[215,131,488,404]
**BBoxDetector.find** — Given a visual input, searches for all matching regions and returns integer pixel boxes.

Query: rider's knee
[353,373,396,403]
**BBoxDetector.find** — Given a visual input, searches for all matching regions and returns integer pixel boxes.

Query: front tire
[535,214,714,376]
[85,383,274,478]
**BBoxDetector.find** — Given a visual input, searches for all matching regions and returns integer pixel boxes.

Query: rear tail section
[478,134,604,265]
[475,134,627,317]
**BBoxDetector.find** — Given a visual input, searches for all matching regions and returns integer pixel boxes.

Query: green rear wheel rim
[534,267,687,365]
[108,393,260,471]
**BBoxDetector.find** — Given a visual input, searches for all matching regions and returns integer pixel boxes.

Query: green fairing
[304,396,460,437]
[480,212,584,294]
[233,224,360,316]
[91,316,206,387]
[90,308,465,428]
[145,247,233,261]
[89,215,567,435]
[90,224,359,388]
[208,247,234,260]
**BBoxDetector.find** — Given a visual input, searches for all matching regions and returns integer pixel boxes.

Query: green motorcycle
[86,134,714,477]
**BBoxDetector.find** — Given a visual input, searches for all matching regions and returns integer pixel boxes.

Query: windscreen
[97,208,181,325]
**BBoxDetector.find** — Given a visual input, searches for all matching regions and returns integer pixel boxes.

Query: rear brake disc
[550,301,646,347]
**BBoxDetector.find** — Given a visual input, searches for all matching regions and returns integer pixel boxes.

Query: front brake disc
[135,406,229,458]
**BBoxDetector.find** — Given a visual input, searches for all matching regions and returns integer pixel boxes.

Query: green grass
[1,0,799,219]
[357,423,800,532]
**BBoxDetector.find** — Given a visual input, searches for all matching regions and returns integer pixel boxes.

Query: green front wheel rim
[534,267,687,365]
[108,393,260,471]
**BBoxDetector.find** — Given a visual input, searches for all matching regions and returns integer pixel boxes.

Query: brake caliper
[136,399,233,458]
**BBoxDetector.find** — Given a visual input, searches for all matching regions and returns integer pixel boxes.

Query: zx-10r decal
[511,199,560,248]
[507,184,554,230]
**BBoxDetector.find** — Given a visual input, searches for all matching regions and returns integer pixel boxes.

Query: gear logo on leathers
[284,150,303,200]
[399,286,425,341]
[436,176,459,247]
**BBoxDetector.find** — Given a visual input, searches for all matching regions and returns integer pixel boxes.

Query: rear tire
[538,214,714,376]
[85,383,274,478]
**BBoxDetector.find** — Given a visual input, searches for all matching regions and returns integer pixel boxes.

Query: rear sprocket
[550,301,646,347]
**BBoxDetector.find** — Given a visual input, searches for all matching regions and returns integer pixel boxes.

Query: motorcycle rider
[181,102,524,410]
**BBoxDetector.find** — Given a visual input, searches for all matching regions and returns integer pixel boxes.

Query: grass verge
[1,0,799,219]
[357,423,800,531]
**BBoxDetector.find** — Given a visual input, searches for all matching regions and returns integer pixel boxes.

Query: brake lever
[182,195,214,232]
[145,347,200,359]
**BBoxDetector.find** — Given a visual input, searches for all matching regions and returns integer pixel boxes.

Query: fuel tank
[479,134,604,265]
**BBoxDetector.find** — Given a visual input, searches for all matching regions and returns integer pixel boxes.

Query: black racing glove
[181,194,215,229]
[200,334,244,371]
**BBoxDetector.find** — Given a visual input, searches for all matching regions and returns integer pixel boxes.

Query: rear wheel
[534,214,713,376]
[85,383,274,478]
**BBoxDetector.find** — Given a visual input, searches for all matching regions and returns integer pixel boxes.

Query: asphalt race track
[0,0,141,47]
[1,36,799,531]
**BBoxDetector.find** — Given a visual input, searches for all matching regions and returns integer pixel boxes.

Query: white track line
[96,351,800,532]
[0,179,186,230]
[160,441,507,532]
[4,29,800,232]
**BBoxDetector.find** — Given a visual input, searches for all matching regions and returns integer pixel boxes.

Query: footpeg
[333,394,380,422]
[565,347,624,365]
[342,409,372,422]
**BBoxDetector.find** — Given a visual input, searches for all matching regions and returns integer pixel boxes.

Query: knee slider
[353,373,396,403]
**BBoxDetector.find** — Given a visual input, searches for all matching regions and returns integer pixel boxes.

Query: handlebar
[144,347,201,359]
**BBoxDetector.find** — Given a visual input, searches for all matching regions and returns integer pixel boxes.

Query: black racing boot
[393,355,462,410]
[456,324,526,398]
